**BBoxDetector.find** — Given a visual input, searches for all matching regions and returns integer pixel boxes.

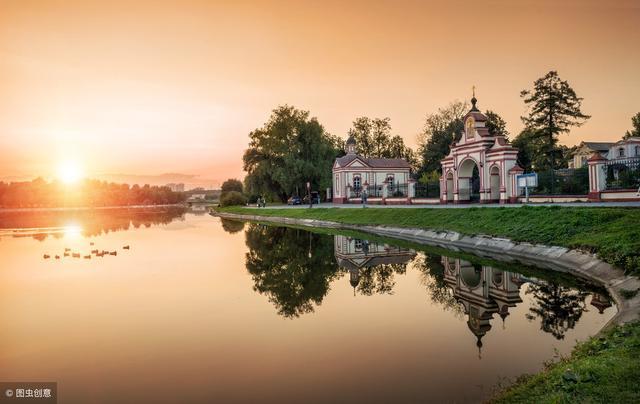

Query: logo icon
[4,389,14,397]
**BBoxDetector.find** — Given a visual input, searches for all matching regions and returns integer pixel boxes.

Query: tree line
[0,178,186,208]
[240,70,639,202]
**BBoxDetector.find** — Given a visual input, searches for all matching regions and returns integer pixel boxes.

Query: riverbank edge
[211,210,640,328]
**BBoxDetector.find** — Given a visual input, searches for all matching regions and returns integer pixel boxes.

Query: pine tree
[520,71,590,172]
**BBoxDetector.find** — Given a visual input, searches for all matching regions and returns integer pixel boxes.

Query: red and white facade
[440,98,522,204]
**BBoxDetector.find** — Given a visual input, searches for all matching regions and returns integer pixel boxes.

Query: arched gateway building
[440,96,523,204]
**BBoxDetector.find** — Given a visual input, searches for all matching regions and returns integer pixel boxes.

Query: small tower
[470,85,479,112]
[346,134,356,155]
[349,267,360,296]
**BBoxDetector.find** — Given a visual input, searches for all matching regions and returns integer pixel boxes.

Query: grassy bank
[491,321,640,403]
[217,206,640,274]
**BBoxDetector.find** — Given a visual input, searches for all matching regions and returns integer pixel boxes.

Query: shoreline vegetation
[491,320,640,403]
[217,205,640,275]
[0,178,186,208]
[215,205,640,403]
[0,203,190,213]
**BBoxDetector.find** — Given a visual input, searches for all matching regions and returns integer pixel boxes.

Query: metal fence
[605,157,640,190]
[529,167,589,195]
[388,183,409,198]
[414,182,440,198]
[368,185,384,198]
[349,185,384,198]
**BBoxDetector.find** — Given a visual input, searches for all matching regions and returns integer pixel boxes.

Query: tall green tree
[520,71,590,171]
[416,100,467,176]
[485,110,509,139]
[243,105,341,201]
[623,112,640,139]
[347,116,414,164]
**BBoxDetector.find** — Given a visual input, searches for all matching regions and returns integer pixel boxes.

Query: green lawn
[218,206,640,274]
[490,321,640,403]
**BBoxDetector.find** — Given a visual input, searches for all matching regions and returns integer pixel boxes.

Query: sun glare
[56,161,84,184]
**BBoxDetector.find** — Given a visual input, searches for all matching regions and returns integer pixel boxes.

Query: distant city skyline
[1,0,639,182]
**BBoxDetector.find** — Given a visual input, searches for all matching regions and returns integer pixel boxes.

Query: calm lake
[0,208,616,403]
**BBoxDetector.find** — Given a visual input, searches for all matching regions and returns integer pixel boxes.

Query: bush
[220,191,247,207]
[221,179,244,194]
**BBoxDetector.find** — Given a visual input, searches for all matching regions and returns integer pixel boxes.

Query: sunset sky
[1,0,639,187]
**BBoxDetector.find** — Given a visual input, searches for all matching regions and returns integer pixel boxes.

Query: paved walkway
[252,201,640,209]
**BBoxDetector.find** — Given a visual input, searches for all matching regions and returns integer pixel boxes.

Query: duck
[55,255,60,259]
[83,255,91,259]
[72,253,80,258]
[123,245,130,250]
[91,249,98,254]
[90,242,95,246]
[43,254,50,259]
[63,252,70,257]
[110,251,117,256]
[96,252,104,257]
[64,248,71,252]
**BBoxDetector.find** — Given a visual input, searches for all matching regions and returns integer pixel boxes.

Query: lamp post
[307,181,312,208]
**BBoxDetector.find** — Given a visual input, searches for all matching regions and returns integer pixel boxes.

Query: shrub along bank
[491,321,640,403]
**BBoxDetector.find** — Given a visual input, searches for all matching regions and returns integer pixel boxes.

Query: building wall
[608,139,640,159]
[333,168,410,198]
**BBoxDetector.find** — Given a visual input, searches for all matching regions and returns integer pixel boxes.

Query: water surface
[0,209,615,403]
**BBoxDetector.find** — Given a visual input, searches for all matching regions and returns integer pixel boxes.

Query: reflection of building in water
[442,256,524,358]
[590,292,612,314]
[334,235,416,295]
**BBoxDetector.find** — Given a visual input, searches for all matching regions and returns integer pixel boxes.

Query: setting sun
[56,161,84,184]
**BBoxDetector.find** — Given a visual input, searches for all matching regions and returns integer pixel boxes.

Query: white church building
[332,135,412,204]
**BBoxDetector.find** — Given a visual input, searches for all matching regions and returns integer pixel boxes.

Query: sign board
[517,173,538,188]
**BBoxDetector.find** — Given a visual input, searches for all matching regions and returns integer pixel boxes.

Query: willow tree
[242,105,341,202]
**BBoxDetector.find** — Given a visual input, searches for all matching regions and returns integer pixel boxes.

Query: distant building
[165,183,185,192]
[570,138,640,168]
[607,137,640,160]
[332,135,411,203]
[569,142,613,168]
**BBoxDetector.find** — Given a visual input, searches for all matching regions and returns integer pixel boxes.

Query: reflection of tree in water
[244,224,339,318]
[219,218,245,234]
[2,207,186,240]
[356,264,406,296]
[525,283,589,340]
[412,253,464,317]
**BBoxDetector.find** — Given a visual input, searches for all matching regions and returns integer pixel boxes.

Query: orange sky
[1,0,639,186]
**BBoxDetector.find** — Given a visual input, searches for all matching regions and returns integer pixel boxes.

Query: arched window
[354,239,363,251]
[619,147,625,157]
[386,175,394,192]
[353,175,361,190]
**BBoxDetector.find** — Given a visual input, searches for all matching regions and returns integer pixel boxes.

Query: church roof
[580,141,614,152]
[335,154,411,169]
[466,111,488,122]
